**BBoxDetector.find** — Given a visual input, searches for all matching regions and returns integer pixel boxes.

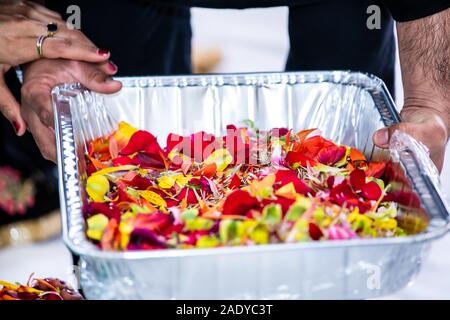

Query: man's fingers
[21,106,56,162]
[373,121,447,171]
[373,123,429,149]
[0,76,26,136]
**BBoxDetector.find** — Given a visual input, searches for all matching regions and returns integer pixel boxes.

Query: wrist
[402,89,450,136]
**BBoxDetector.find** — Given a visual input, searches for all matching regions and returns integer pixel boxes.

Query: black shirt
[140,0,450,21]
[45,0,450,92]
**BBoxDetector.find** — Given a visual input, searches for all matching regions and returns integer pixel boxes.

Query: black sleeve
[135,0,294,9]
[382,0,450,22]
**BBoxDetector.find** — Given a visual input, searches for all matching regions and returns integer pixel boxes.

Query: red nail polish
[12,121,20,134]
[108,61,118,72]
[97,49,109,57]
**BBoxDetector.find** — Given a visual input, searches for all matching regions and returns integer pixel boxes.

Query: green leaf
[313,206,325,223]
[313,163,346,174]
[334,147,351,167]
[196,235,220,248]
[286,197,311,222]
[286,203,306,222]
[185,217,214,231]
[86,214,109,241]
[249,224,269,244]
[262,204,282,225]
[292,219,310,242]
[242,119,256,130]
[181,208,199,221]
[219,219,238,243]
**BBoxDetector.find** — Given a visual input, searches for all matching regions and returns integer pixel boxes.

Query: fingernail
[12,121,20,135]
[108,61,118,72]
[97,49,110,57]
[375,128,389,146]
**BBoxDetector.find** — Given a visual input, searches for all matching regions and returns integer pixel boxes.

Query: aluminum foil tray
[52,71,450,299]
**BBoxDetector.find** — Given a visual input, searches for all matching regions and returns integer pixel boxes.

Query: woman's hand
[0,13,112,66]
[0,0,62,24]
[0,1,113,136]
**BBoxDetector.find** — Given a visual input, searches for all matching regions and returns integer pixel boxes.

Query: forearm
[396,7,450,132]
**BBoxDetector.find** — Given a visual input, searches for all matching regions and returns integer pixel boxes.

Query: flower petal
[349,169,366,191]
[86,174,110,202]
[362,181,382,201]
[222,190,260,216]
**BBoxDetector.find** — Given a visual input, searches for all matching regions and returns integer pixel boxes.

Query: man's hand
[373,7,450,172]
[374,104,448,171]
[21,59,122,161]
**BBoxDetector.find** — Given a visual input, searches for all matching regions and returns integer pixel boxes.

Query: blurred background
[1,7,449,299]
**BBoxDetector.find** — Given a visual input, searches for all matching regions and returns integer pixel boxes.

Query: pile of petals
[0,276,83,300]
[83,121,417,251]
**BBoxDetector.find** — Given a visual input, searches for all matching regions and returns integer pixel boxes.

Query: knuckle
[20,82,32,100]
[38,109,52,125]
[41,146,53,161]
[59,37,73,49]
[68,29,84,39]
[89,69,106,83]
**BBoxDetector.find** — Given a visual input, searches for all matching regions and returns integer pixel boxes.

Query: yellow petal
[92,165,137,176]
[114,121,138,146]
[0,280,19,290]
[275,182,297,199]
[119,214,135,249]
[250,174,276,198]
[174,174,192,187]
[138,190,167,207]
[157,176,176,189]
[86,174,110,202]
[204,148,233,172]
[86,214,109,241]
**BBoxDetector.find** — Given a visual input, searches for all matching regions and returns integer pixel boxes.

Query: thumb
[70,62,122,94]
[373,123,423,148]
[0,77,26,136]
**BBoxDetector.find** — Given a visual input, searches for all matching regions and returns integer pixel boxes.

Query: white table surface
[1,7,449,299]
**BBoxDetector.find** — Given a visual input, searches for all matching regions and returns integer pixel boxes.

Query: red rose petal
[365,161,386,178]
[350,169,366,191]
[285,151,317,168]
[112,156,139,166]
[120,130,159,155]
[228,173,242,189]
[275,169,313,195]
[309,223,323,240]
[317,145,346,166]
[330,182,358,207]
[135,152,165,169]
[383,191,421,208]
[85,202,120,220]
[222,190,260,216]
[361,181,382,201]
[134,212,173,232]
[296,135,335,158]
